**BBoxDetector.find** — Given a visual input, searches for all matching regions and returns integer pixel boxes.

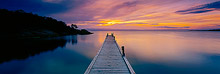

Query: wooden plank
[84,34,135,74]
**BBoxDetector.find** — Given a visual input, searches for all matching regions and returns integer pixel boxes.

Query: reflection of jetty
[85,33,135,74]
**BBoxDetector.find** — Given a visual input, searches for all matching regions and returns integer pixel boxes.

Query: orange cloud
[96,19,121,26]
[96,19,149,26]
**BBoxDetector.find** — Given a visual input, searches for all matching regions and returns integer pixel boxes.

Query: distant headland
[190,29,220,31]
[0,9,92,39]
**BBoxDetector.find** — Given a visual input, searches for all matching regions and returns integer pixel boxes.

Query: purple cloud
[0,0,88,15]
[103,1,140,18]
[156,26,190,28]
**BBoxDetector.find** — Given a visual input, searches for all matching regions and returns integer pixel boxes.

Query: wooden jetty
[85,33,135,74]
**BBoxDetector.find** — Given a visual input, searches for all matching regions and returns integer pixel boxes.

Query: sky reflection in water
[89,31,220,74]
[1,31,220,74]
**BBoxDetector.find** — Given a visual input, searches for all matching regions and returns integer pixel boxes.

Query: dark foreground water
[1,31,220,74]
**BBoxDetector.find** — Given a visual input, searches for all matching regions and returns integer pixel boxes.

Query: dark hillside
[0,9,92,38]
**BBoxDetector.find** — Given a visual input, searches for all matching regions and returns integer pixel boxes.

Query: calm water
[1,31,220,74]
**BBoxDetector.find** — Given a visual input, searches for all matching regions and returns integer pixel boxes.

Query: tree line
[0,9,92,38]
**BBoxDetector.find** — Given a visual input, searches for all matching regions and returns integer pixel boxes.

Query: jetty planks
[84,34,135,74]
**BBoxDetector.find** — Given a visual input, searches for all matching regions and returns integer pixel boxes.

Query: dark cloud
[133,22,148,24]
[176,1,220,14]
[0,0,87,15]
[156,26,190,28]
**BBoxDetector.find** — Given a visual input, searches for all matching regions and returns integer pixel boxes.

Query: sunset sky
[1,0,220,30]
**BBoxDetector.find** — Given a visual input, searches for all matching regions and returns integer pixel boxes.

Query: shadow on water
[0,35,78,64]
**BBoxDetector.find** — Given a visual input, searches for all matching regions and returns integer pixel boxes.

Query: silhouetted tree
[71,24,78,29]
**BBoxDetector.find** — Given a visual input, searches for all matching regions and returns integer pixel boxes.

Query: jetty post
[122,46,125,56]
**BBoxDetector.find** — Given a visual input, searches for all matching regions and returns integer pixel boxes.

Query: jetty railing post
[122,46,125,56]
[111,33,114,36]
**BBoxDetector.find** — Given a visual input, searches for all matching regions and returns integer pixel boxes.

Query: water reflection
[1,31,220,74]
[91,31,220,74]
[0,35,78,64]
[115,31,220,62]
[0,35,92,74]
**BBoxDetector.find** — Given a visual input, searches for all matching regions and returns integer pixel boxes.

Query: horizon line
[86,28,220,31]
